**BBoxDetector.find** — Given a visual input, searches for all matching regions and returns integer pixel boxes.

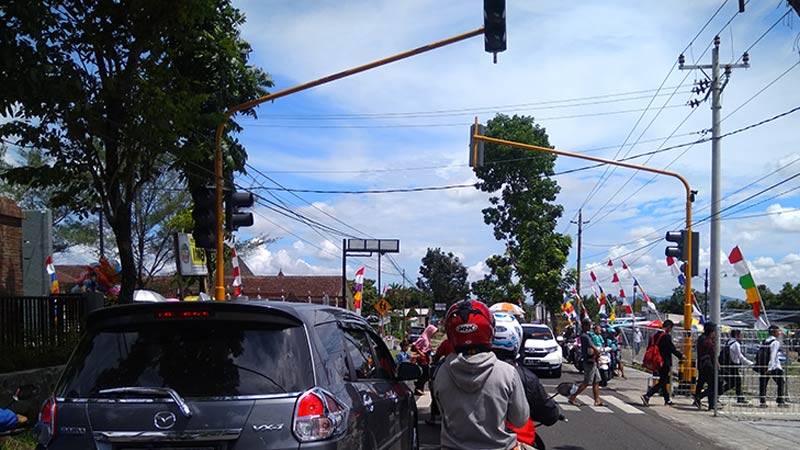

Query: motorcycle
[0,384,38,437]
[531,381,575,450]
[571,336,584,374]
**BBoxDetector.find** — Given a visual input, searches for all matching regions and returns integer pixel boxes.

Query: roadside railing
[618,326,799,419]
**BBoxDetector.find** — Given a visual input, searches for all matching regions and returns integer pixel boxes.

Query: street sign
[375,298,392,316]
[434,303,446,311]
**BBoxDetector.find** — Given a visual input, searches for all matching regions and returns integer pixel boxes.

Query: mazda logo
[154,411,177,430]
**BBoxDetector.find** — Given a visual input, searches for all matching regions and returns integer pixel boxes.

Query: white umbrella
[133,289,167,302]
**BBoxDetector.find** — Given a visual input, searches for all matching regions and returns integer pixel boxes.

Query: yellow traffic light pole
[472,120,696,383]
[212,27,486,301]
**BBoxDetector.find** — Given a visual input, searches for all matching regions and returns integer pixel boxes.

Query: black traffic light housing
[469,123,486,167]
[665,230,699,277]
[483,0,507,61]
[225,189,254,232]
[191,186,217,249]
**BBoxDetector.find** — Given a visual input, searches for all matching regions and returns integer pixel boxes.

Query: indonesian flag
[354,266,365,315]
[231,246,242,298]
[46,256,59,294]
[728,246,769,330]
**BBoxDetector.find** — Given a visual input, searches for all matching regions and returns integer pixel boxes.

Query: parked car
[33,301,421,450]
[521,324,563,377]
[407,325,425,344]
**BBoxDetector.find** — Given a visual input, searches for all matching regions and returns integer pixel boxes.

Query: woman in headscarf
[411,323,438,395]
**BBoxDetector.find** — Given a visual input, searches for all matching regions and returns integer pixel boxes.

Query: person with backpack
[720,329,753,404]
[641,320,684,407]
[693,322,718,410]
[758,325,787,408]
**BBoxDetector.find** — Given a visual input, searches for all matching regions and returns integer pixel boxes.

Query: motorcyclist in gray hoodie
[434,300,529,450]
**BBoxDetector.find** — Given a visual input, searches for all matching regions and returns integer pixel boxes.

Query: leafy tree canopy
[417,248,469,308]
[0,0,273,302]
[471,254,524,305]
[473,114,572,317]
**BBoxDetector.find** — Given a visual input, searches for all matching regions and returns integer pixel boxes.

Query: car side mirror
[397,362,422,381]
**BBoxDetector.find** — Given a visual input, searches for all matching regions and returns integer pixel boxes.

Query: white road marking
[603,394,646,414]
[579,395,613,413]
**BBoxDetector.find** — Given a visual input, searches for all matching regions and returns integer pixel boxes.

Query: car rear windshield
[524,326,554,340]
[57,320,313,398]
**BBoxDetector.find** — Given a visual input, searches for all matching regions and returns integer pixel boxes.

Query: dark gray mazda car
[34,301,420,449]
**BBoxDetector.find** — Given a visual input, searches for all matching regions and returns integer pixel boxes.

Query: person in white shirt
[633,327,643,355]
[758,325,787,407]
[721,329,753,404]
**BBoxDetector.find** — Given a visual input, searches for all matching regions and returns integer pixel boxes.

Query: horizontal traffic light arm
[214,27,489,301]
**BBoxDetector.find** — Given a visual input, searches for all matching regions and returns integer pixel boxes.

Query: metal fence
[0,294,86,350]
[618,326,799,419]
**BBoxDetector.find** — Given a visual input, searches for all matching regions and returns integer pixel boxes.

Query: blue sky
[225,0,800,299]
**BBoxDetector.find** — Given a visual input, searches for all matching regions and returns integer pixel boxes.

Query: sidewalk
[610,366,800,449]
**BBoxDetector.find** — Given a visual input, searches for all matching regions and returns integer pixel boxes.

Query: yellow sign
[375,298,392,316]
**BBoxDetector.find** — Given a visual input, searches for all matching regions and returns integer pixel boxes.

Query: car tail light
[34,396,57,446]
[293,388,347,442]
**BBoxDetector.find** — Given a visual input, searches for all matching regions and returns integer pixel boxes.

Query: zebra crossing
[546,387,647,415]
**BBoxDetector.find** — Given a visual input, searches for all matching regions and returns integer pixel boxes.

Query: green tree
[417,248,470,308]
[0,1,272,303]
[660,286,703,315]
[775,282,800,310]
[470,254,524,305]
[473,114,572,319]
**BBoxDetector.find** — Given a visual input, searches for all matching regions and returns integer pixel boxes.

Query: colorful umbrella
[643,319,662,329]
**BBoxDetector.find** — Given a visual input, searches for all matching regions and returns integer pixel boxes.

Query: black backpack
[754,338,772,374]
[718,339,733,367]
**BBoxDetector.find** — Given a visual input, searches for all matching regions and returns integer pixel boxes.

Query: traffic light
[225,189,254,232]
[483,0,507,59]
[665,230,699,277]
[191,186,217,249]
[469,123,485,167]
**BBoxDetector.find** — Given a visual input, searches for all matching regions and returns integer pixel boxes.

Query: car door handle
[361,392,374,412]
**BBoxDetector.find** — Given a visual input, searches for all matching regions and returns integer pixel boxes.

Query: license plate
[524,358,543,366]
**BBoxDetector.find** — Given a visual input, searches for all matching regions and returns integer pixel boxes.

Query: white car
[521,324,562,377]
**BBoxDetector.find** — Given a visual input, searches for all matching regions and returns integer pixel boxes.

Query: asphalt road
[418,364,726,450]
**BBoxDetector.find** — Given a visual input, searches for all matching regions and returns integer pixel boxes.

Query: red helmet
[445,300,494,352]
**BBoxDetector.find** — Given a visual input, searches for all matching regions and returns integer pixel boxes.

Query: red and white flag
[609,260,632,315]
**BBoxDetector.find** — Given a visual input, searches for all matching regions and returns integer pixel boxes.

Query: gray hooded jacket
[433,351,529,450]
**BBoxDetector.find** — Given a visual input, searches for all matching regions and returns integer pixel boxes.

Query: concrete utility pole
[571,209,589,298]
[680,35,749,415]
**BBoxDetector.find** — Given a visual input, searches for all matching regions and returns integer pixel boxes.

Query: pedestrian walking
[693,322,718,410]
[758,325,787,407]
[641,319,684,407]
[411,323,438,395]
[721,329,753,404]
[434,300,529,450]
[568,318,605,407]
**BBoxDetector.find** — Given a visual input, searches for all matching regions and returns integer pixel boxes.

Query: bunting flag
[666,256,686,286]
[570,286,587,318]
[589,271,608,317]
[622,259,658,313]
[728,246,770,330]
[608,260,632,315]
[230,246,242,298]
[45,256,59,294]
[354,266,365,315]
[561,290,577,323]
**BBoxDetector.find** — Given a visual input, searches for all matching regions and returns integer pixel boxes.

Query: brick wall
[0,197,25,296]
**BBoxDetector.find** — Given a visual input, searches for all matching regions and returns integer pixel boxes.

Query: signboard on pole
[176,233,208,276]
[375,298,392,316]
[434,303,447,311]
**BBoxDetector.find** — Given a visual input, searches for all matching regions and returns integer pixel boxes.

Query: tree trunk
[108,205,136,304]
